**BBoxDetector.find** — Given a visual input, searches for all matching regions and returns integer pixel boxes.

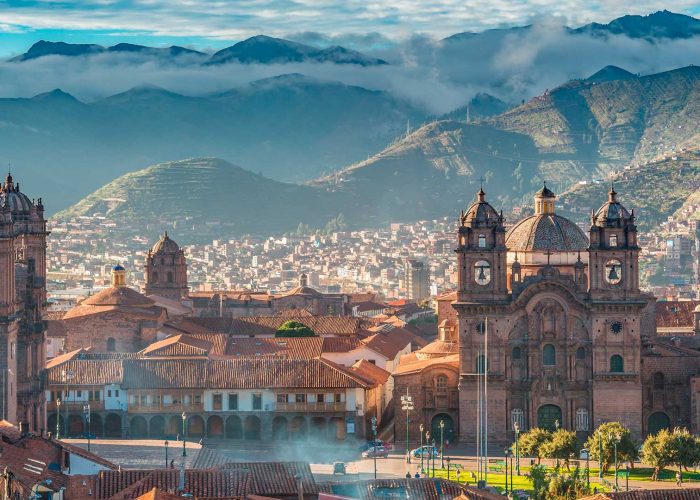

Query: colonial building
[451,185,652,442]
[61,265,169,353]
[144,232,188,301]
[0,173,47,430]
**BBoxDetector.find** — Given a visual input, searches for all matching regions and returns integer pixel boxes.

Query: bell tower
[145,232,188,300]
[455,188,508,302]
[588,186,640,299]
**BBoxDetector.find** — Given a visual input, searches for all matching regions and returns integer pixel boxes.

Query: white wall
[67,453,111,475]
[323,347,388,369]
[104,384,127,411]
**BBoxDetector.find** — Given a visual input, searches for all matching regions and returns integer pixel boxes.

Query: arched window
[436,376,448,393]
[575,408,589,431]
[653,372,665,390]
[478,235,486,248]
[576,347,586,360]
[511,408,524,430]
[610,355,624,373]
[167,271,174,283]
[475,355,487,374]
[107,338,116,352]
[512,347,522,360]
[543,344,555,366]
[151,272,158,283]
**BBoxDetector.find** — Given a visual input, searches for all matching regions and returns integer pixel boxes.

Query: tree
[274,320,316,337]
[584,422,639,473]
[542,429,579,470]
[518,428,552,464]
[528,464,549,500]
[643,428,700,480]
[547,467,590,499]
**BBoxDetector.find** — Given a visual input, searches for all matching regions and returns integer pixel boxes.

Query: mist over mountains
[6,9,700,223]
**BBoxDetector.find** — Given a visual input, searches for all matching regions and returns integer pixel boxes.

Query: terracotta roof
[656,301,699,328]
[360,328,415,359]
[135,488,181,500]
[349,360,391,385]
[321,337,362,353]
[437,291,457,301]
[221,462,317,497]
[46,359,123,385]
[223,337,324,358]
[275,286,323,297]
[206,358,368,389]
[95,468,249,499]
[273,308,315,317]
[352,301,388,313]
[46,348,86,368]
[140,334,212,357]
[168,315,368,337]
[318,478,501,500]
[82,286,155,307]
[49,357,368,390]
[393,353,460,375]
[417,339,458,356]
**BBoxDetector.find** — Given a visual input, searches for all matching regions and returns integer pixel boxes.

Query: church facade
[453,185,651,443]
[0,173,47,431]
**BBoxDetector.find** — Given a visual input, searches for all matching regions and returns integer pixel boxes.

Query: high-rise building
[405,259,430,301]
[0,173,47,430]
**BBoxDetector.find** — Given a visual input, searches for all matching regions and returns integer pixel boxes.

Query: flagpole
[485,315,489,486]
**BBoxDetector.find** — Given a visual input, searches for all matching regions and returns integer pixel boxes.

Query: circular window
[610,321,623,334]
[475,321,486,335]
[604,259,622,285]
[474,260,491,285]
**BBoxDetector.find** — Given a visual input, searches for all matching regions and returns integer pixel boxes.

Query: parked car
[361,440,393,451]
[411,445,438,458]
[362,446,390,459]
[332,462,347,475]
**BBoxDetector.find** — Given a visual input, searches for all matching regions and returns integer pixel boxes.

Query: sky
[0,0,700,56]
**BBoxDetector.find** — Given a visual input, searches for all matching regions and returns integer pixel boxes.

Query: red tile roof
[221,462,317,497]
[656,300,700,328]
[140,334,212,357]
[169,315,368,337]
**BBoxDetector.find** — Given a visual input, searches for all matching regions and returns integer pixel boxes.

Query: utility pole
[401,389,414,464]
[83,404,91,452]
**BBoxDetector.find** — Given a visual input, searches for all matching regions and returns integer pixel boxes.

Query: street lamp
[513,421,520,476]
[504,448,510,494]
[425,431,431,477]
[181,412,187,457]
[581,448,590,488]
[610,432,621,491]
[165,440,169,468]
[419,424,424,474]
[446,457,451,482]
[55,399,61,439]
[61,369,74,438]
[439,420,445,469]
[83,404,91,452]
[598,430,603,479]
[370,416,378,480]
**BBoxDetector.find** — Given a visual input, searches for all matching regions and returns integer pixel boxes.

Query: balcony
[47,401,105,412]
[128,403,204,414]
[275,402,346,412]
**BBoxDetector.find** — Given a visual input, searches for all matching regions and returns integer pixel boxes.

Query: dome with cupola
[150,231,180,254]
[506,183,588,252]
[593,186,632,227]
[460,188,501,227]
[0,173,37,218]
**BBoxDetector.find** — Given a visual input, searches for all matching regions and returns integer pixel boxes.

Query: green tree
[584,422,639,473]
[542,429,579,471]
[275,320,316,337]
[547,467,591,499]
[518,428,552,464]
[643,428,700,480]
[528,464,550,500]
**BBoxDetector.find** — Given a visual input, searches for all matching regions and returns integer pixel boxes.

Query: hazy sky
[0,1,699,55]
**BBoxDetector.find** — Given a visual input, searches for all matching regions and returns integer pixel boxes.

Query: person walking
[676,471,682,486]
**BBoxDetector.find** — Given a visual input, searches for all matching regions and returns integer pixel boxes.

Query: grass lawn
[428,468,534,494]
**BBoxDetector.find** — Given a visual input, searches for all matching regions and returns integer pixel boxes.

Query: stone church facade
[453,185,652,443]
[0,173,47,431]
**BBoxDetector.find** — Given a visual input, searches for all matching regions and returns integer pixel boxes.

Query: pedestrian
[676,471,682,486]
[414,472,420,478]
[170,459,174,469]
[405,472,411,479]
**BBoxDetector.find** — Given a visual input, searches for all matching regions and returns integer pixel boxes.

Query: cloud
[1,1,700,42]
[0,22,699,116]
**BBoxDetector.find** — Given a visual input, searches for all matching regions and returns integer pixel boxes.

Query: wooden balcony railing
[47,401,105,412]
[275,402,346,412]
[127,403,204,414]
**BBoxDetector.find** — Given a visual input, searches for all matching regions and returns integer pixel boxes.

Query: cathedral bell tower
[588,186,640,299]
[145,232,188,300]
[456,188,508,302]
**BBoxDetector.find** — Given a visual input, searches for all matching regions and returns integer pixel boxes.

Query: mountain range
[10,36,387,66]
[3,74,423,212]
[57,63,700,242]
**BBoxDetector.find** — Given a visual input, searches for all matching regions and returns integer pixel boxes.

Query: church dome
[461,188,500,226]
[150,232,180,254]
[506,214,589,251]
[0,173,34,216]
[507,183,588,252]
[593,187,631,227]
